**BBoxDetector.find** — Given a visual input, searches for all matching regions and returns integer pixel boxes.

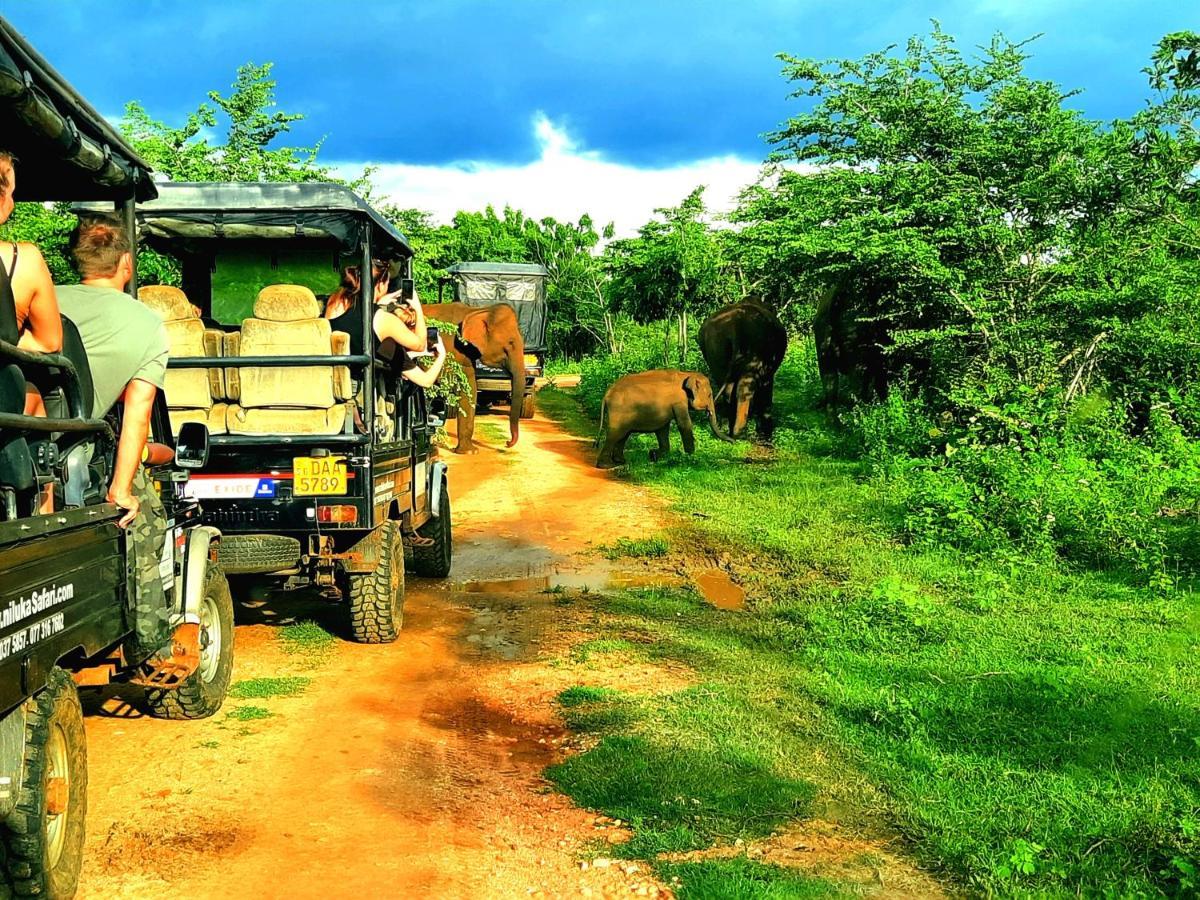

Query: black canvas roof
[446,262,549,277]
[0,16,155,202]
[131,182,413,257]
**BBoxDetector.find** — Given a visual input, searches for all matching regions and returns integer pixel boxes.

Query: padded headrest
[139,285,196,322]
[254,285,321,322]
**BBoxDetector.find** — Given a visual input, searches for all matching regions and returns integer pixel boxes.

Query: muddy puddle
[694,569,746,610]
[455,565,681,595]
[454,564,746,611]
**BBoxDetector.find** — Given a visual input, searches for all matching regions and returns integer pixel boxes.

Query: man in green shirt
[55,213,172,659]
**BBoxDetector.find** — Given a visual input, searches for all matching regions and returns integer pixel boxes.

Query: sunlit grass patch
[602,536,671,559]
[229,676,311,700]
[226,705,274,722]
[279,620,336,655]
[658,858,849,899]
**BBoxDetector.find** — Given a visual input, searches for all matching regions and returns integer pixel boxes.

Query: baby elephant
[595,370,732,468]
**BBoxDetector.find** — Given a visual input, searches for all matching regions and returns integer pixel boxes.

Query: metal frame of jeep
[129,182,453,644]
[0,16,234,897]
[437,261,549,419]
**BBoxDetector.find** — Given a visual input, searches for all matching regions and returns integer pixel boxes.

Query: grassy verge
[538,354,1200,897]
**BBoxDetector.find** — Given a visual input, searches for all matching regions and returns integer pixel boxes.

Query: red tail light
[316,505,358,524]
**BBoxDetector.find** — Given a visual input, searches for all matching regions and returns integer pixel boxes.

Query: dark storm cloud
[4,0,1194,166]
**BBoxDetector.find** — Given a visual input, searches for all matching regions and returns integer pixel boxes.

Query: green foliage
[0,202,76,282]
[226,705,274,722]
[380,204,614,358]
[278,620,336,654]
[122,62,340,184]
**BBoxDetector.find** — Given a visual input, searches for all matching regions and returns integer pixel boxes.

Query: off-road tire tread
[347,521,404,643]
[520,394,535,419]
[145,565,235,720]
[410,480,452,578]
[2,667,86,899]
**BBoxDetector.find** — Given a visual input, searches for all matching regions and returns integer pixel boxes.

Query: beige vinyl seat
[137,285,228,435]
[225,284,354,435]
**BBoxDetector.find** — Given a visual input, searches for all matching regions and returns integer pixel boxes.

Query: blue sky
[5,1,1195,230]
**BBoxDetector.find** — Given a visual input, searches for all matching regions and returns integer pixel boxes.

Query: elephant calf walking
[595,370,731,469]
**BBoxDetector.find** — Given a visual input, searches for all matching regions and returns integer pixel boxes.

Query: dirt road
[78,409,671,899]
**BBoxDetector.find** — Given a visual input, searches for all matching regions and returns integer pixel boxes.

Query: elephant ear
[682,374,697,403]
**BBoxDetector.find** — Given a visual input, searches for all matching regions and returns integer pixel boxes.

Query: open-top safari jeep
[0,17,233,897]
[438,262,549,419]
[129,182,452,643]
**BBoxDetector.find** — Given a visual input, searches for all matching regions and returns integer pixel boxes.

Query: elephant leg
[673,405,696,455]
[755,376,777,438]
[596,432,620,469]
[455,359,479,454]
[732,374,754,437]
[648,425,670,462]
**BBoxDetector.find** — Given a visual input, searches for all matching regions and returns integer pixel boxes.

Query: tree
[605,187,736,364]
[121,62,337,183]
[733,26,1200,421]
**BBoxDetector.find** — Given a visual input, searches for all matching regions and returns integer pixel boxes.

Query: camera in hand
[426,325,440,350]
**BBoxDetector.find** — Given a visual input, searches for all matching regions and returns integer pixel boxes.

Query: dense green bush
[851,391,1200,583]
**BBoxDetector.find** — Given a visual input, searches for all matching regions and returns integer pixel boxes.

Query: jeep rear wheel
[344,521,404,643]
[2,667,86,899]
[410,480,452,578]
[520,393,535,419]
[146,564,235,720]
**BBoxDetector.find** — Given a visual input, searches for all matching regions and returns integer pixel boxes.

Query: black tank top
[328,306,364,357]
[0,244,20,345]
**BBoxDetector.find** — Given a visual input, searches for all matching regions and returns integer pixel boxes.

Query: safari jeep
[438,262,549,419]
[128,182,453,643]
[0,17,233,897]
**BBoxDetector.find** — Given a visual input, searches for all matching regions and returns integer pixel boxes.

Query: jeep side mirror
[175,422,210,469]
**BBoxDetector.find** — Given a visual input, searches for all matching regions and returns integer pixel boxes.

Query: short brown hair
[0,150,15,198]
[70,213,131,279]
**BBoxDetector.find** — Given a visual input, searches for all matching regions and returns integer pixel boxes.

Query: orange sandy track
[76,408,671,899]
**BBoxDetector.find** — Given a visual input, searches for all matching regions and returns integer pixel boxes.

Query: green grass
[570,638,637,663]
[226,705,274,722]
[229,676,312,700]
[473,420,512,445]
[278,621,336,655]
[602,536,671,560]
[542,347,1200,897]
[556,685,621,707]
[658,859,850,899]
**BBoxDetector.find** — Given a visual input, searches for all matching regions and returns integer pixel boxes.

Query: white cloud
[332,113,767,237]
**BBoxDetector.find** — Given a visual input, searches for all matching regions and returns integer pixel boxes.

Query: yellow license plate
[523,354,539,366]
[293,456,348,496]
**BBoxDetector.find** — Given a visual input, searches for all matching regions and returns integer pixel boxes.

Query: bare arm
[373,307,425,352]
[401,340,447,388]
[406,295,426,333]
[108,379,156,527]
[14,245,62,353]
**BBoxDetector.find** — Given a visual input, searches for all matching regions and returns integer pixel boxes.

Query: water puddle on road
[694,569,747,611]
[455,565,745,610]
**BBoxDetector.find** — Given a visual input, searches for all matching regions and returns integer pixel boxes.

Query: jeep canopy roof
[0,16,156,202]
[445,262,550,277]
[131,182,413,258]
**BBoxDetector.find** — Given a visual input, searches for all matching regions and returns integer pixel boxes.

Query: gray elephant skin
[699,298,787,437]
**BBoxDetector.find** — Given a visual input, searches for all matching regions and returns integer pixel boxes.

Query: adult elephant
[426,302,526,453]
[698,298,787,438]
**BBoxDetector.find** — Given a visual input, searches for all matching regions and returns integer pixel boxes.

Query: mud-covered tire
[1,667,86,899]
[146,564,235,720]
[520,393,535,419]
[345,521,404,643]
[410,480,452,578]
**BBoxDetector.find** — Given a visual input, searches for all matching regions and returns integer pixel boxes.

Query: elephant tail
[594,396,608,447]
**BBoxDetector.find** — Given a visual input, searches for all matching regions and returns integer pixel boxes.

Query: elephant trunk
[506,346,526,448]
[706,401,734,442]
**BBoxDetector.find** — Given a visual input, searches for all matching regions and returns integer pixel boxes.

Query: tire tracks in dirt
[77,411,671,899]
